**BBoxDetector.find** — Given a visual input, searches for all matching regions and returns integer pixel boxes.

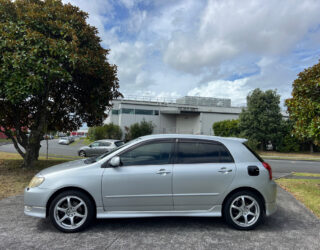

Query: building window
[112,109,119,115]
[154,110,159,115]
[135,109,153,115]
[121,108,134,114]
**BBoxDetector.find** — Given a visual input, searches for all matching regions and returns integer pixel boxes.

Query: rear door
[172,139,236,211]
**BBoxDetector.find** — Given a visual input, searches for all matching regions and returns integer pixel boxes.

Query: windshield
[84,138,141,164]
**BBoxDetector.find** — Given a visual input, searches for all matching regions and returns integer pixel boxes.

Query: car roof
[137,134,247,144]
[97,139,122,142]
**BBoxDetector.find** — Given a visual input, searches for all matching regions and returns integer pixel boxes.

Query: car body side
[24,134,277,219]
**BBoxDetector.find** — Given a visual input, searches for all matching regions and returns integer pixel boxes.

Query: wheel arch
[222,187,266,215]
[46,187,97,218]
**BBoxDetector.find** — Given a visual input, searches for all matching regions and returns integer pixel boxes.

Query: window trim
[173,139,234,164]
[108,139,175,167]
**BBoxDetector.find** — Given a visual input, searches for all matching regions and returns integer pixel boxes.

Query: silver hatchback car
[78,139,124,157]
[24,134,277,233]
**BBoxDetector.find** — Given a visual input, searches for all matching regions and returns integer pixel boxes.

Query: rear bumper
[265,201,277,216]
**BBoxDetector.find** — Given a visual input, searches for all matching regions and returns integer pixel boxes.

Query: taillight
[262,162,272,180]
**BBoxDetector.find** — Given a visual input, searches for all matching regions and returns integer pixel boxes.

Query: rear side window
[176,141,234,164]
[243,143,263,162]
[115,141,124,147]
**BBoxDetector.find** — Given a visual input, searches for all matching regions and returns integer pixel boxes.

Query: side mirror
[109,156,121,167]
[89,144,92,148]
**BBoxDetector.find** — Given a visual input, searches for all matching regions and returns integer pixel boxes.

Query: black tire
[223,190,264,230]
[79,150,86,157]
[49,190,95,233]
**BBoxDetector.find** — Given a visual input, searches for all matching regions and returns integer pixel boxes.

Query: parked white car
[58,137,71,145]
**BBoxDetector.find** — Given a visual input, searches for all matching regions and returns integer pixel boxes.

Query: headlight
[28,176,45,188]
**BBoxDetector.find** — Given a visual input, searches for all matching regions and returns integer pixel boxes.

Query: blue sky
[64,0,320,108]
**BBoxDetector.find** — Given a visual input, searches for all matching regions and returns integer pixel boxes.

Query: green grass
[292,172,320,177]
[79,137,93,145]
[0,138,11,143]
[0,152,70,200]
[276,178,320,218]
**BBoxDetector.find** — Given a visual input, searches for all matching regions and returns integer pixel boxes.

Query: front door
[102,139,174,211]
[173,139,236,211]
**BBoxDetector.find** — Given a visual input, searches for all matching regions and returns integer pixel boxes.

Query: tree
[125,120,154,141]
[212,119,240,137]
[0,0,121,167]
[239,88,283,150]
[88,123,122,140]
[286,60,320,152]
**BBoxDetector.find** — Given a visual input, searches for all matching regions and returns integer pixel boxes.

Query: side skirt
[96,205,222,219]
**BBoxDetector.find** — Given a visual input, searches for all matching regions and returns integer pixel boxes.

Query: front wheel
[223,190,264,230]
[49,190,94,233]
[79,150,86,157]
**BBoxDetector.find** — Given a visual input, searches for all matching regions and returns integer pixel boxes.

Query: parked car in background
[58,137,71,145]
[68,136,75,143]
[78,139,124,157]
[24,134,276,233]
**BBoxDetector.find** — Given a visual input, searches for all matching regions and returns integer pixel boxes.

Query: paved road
[0,139,81,158]
[1,141,320,174]
[0,187,319,249]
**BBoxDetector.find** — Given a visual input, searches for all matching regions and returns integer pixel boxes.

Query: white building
[104,96,243,136]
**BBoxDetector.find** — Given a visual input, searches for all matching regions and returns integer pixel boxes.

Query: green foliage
[88,124,122,140]
[286,60,320,146]
[213,119,240,137]
[125,120,154,141]
[239,88,283,150]
[245,139,260,151]
[276,120,300,152]
[0,0,121,167]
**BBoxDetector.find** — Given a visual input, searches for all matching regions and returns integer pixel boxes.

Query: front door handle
[218,167,232,173]
[157,169,171,175]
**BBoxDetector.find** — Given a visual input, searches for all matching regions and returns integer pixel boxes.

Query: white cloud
[163,0,320,73]
[61,0,320,106]
[188,78,250,106]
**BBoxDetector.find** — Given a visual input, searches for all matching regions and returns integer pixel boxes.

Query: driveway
[0,187,319,249]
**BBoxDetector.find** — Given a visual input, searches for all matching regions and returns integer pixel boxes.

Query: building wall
[201,112,240,135]
[104,99,242,137]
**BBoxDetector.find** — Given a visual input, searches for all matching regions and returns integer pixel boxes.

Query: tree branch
[4,129,25,158]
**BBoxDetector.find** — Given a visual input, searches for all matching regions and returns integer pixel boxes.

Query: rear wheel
[223,190,264,230]
[49,190,94,233]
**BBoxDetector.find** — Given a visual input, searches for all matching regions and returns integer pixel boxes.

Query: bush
[213,119,240,137]
[88,123,122,140]
[245,138,260,151]
[125,120,154,141]
[277,134,300,152]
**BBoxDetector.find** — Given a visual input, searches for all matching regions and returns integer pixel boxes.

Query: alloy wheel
[53,196,88,230]
[229,195,260,227]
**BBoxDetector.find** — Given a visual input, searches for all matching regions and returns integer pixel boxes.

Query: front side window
[91,142,100,147]
[176,141,233,164]
[100,142,111,146]
[120,141,173,166]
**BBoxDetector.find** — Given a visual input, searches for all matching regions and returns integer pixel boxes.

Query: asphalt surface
[1,140,320,174]
[0,187,319,249]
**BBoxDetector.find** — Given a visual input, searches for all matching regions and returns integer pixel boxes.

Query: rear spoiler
[224,137,248,143]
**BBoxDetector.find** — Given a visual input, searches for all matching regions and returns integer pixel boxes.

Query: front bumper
[24,187,55,218]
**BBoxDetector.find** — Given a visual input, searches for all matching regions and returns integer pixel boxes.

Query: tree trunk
[310,142,314,153]
[260,142,264,151]
[21,131,42,168]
